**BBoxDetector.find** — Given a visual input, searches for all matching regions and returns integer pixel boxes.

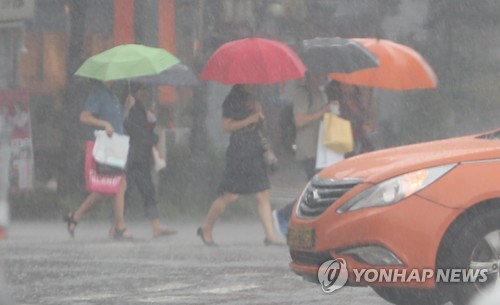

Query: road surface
[0,220,394,305]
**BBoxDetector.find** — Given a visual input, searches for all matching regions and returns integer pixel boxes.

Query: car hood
[319,130,500,183]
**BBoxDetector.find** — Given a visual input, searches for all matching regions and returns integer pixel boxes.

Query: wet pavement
[0,220,391,305]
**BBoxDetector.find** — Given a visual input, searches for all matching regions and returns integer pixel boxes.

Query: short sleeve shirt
[83,83,124,140]
[293,84,328,161]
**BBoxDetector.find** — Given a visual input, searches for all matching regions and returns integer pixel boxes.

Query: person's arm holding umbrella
[293,84,330,128]
[293,76,332,129]
[221,100,262,133]
[122,94,136,120]
[294,101,331,128]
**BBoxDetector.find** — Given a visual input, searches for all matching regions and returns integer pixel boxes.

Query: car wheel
[437,209,500,305]
[372,287,448,305]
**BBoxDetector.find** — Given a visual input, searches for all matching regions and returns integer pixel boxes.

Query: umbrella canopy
[127,63,199,87]
[300,37,379,74]
[75,44,180,81]
[330,38,437,90]
[199,37,306,85]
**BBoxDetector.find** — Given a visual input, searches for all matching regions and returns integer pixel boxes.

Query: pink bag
[84,141,123,195]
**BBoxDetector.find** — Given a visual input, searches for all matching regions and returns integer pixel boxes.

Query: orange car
[288,129,500,305]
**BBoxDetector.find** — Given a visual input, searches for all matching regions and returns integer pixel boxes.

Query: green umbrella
[75,44,180,81]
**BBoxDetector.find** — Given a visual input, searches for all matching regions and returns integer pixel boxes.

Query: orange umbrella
[330,38,437,90]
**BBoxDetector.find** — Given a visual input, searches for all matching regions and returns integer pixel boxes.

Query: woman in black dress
[198,84,282,246]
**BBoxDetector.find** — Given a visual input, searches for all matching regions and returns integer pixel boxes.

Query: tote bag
[92,130,130,170]
[85,141,123,195]
[316,121,344,170]
[322,113,354,154]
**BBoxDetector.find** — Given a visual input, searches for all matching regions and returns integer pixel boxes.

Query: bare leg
[112,178,130,235]
[200,192,238,243]
[255,190,282,243]
[64,192,103,237]
[73,192,103,222]
[151,219,164,234]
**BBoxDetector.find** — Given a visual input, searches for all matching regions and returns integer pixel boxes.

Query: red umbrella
[330,38,437,90]
[200,37,306,85]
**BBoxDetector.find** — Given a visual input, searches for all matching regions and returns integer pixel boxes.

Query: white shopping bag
[152,147,166,172]
[92,131,130,169]
[316,121,344,170]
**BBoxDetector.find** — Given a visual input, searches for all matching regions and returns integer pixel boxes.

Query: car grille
[297,176,363,218]
[290,250,333,267]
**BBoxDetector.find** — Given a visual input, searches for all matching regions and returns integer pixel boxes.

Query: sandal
[63,212,77,238]
[113,228,133,240]
[197,227,217,247]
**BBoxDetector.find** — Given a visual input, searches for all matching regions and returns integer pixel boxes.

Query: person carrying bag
[64,80,133,240]
[256,114,278,174]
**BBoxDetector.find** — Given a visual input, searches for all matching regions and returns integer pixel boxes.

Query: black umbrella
[128,63,199,87]
[300,37,379,74]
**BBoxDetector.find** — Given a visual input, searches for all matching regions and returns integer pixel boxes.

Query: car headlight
[337,163,457,213]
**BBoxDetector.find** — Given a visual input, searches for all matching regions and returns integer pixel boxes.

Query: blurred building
[0,0,34,88]
[7,0,397,189]
[11,0,493,192]
[20,0,176,104]
[0,0,35,236]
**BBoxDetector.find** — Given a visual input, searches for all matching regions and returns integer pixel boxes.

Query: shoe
[113,228,133,241]
[153,228,177,238]
[197,227,217,247]
[272,210,288,239]
[63,212,78,238]
[264,238,285,247]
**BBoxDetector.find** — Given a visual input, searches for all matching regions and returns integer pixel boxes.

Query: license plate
[287,226,315,249]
